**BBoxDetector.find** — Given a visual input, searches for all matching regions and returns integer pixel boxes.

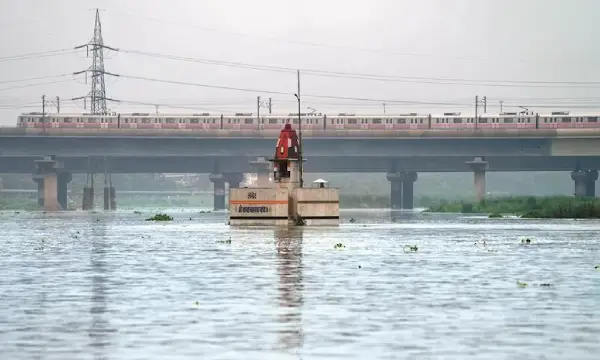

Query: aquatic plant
[334,243,345,249]
[488,212,503,218]
[146,213,173,221]
[403,245,418,252]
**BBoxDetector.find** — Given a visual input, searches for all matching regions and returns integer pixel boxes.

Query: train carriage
[390,113,430,130]
[477,112,537,129]
[537,111,599,129]
[431,112,477,130]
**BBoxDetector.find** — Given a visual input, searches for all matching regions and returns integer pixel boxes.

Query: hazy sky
[1,0,599,125]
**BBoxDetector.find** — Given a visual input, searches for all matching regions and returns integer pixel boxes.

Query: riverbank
[426,196,600,218]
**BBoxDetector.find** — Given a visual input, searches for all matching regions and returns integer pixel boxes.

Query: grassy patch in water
[426,196,600,219]
[146,213,173,221]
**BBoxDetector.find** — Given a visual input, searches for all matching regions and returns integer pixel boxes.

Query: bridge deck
[2,127,600,139]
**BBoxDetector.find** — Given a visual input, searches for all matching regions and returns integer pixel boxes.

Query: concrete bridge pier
[386,172,403,209]
[387,172,419,209]
[34,156,63,211]
[585,170,598,197]
[225,172,245,190]
[571,170,597,197]
[103,173,116,210]
[33,176,44,207]
[82,172,95,210]
[467,157,488,202]
[401,172,418,210]
[250,157,272,187]
[57,172,72,210]
[209,173,226,211]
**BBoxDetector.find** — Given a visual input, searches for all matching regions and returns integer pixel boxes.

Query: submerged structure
[229,124,340,226]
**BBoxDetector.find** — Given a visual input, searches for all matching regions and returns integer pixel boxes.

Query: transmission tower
[72,9,119,114]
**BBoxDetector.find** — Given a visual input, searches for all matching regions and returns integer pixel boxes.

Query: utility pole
[475,95,478,122]
[382,102,387,115]
[155,104,159,114]
[499,100,504,113]
[482,96,487,113]
[42,95,46,124]
[257,95,260,125]
[72,9,119,114]
[295,70,304,188]
[56,96,60,113]
[268,97,272,114]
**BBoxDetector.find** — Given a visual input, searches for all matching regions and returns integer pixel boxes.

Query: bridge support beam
[585,170,598,197]
[225,172,245,190]
[467,157,488,202]
[57,172,72,210]
[386,172,418,209]
[250,157,272,188]
[34,156,64,211]
[82,172,95,210]
[401,172,418,210]
[103,173,116,210]
[571,170,597,197]
[209,173,226,211]
[33,176,44,207]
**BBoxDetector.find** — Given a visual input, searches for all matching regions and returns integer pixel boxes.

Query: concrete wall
[293,187,340,226]
[229,187,289,226]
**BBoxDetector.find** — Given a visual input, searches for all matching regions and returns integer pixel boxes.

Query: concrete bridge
[2,127,600,211]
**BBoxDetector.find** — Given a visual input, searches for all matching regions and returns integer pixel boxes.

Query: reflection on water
[274,228,304,351]
[88,221,112,360]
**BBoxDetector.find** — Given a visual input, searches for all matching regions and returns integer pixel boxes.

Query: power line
[0,79,74,92]
[0,48,75,62]
[118,48,600,88]
[107,9,597,65]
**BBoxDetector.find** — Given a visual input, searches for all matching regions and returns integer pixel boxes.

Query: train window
[398,119,406,124]
[331,119,334,124]
[588,117,598,122]
[190,119,199,124]
[504,118,513,123]
[88,118,96,123]
[244,118,253,124]
[348,119,357,124]
[453,118,462,124]
[166,119,176,124]
[561,117,570,123]
[268,119,278,124]
[372,118,382,124]
[315,119,319,124]
[479,118,488,123]
[64,118,71,123]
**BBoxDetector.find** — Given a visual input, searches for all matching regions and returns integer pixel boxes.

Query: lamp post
[294,70,303,188]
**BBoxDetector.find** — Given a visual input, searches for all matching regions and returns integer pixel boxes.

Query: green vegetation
[0,197,38,211]
[146,213,173,221]
[427,196,600,219]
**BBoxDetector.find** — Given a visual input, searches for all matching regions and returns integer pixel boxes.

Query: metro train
[16,110,600,131]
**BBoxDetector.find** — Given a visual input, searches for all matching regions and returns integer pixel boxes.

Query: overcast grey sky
[1,0,599,125]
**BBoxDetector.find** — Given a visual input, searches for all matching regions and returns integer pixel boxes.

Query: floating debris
[521,238,532,244]
[595,265,599,270]
[146,213,173,221]
[403,245,418,252]
[133,211,142,215]
[216,239,232,244]
[334,243,345,249]
[516,280,528,288]
[488,212,503,218]
[517,281,554,288]
[349,218,356,223]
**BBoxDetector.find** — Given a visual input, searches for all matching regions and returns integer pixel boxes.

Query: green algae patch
[146,213,173,221]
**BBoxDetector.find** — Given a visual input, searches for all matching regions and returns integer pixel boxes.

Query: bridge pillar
[32,175,44,207]
[34,156,62,211]
[57,172,72,210]
[400,172,418,210]
[209,173,226,211]
[571,170,589,197]
[585,170,598,197]
[225,172,245,189]
[386,173,403,210]
[250,157,272,188]
[466,157,488,202]
[103,173,116,210]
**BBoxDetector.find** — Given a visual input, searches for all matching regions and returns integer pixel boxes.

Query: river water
[0,209,599,360]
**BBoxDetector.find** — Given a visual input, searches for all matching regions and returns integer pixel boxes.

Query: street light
[294,69,303,187]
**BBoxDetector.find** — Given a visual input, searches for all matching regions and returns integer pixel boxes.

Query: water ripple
[0,209,599,359]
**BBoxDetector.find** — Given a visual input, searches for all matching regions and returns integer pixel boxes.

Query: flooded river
[0,209,599,359]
